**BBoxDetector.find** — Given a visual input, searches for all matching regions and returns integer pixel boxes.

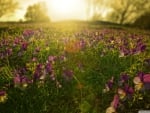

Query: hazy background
[0,0,150,28]
[0,0,87,21]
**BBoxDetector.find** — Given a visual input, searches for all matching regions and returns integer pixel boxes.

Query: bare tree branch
[108,0,150,24]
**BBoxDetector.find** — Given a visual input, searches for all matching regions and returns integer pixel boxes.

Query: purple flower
[21,42,28,51]
[13,74,32,88]
[0,91,6,96]
[138,72,144,82]
[107,77,114,89]
[120,74,129,83]
[63,69,74,80]
[139,44,146,52]
[133,73,150,91]
[33,64,43,81]
[124,84,134,96]
[13,37,23,46]
[21,76,30,84]
[0,52,4,59]
[33,71,40,81]
[107,81,113,89]
[119,46,129,57]
[45,63,52,74]
[6,48,13,56]
[14,37,20,45]
[143,74,150,83]
[137,72,150,83]
[103,77,114,93]
[111,94,119,109]
[37,64,43,70]
[14,74,21,85]
[79,39,86,49]
[23,29,34,38]
[48,56,57,63]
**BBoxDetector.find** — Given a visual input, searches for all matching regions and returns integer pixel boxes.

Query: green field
[0,22,150,113]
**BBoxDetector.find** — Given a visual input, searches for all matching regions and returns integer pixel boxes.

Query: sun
[51,0,76,14]
[45,0,86,21]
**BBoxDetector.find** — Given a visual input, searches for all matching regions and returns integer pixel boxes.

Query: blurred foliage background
[0,0,150,27]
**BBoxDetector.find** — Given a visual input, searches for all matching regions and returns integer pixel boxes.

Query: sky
[47,0,87,21]
[0,0,111,22]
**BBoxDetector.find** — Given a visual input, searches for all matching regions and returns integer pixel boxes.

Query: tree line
[0,0,150,28]
[87,0,150,28]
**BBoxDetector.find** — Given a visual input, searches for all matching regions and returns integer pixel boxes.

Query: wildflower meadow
[0,23,150,113]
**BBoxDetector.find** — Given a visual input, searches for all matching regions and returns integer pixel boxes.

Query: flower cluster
[74,29,148,57]
[64,39,87,53]
[12,68,32,89]
[10,53,72,91]
[0,26,149,112]
[23,29,34,38]
[119,37,146,57]
[0,36,29,61]
[133,72,150,91]
[105,73,150,113]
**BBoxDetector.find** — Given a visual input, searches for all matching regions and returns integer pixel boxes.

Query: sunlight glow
[46,0,86,21]
[0,0,111,22]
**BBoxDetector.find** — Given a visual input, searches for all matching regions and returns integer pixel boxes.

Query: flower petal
[143,74,150,83]
[133,77,142,84]
[111,94,119,109]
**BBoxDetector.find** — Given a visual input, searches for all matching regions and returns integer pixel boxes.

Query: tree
[91,13,102,21]
[0,0,18,18]
[86,0,103,19]
[25,2,50,22]
[133,12,150,29]
[108,0,150,24]
[86,0,111,21]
